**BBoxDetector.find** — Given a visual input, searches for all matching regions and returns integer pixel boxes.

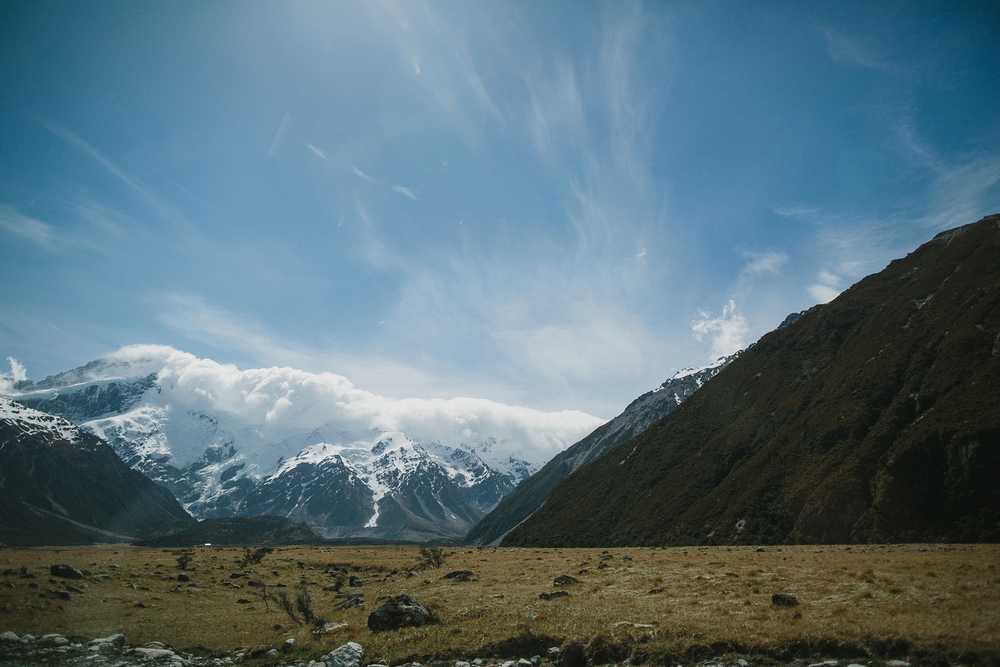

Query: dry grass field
[1,543,998,665]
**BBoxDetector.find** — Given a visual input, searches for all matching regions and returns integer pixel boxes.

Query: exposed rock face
[503,215,1000,547]
[464,355,736,545]
[0,399,194,546]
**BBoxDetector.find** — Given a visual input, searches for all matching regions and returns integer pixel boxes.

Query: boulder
[322,641,363,667]
[442,570,474,580]
[367,594,432,632]
[50,564,83,580]
[553,574,580,586]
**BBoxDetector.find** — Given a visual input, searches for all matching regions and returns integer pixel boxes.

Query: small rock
[553,574,581,586]
[178,573,189,582]
[442,570,474,580]
[845,664,867,667]
[66,585,84,594]
[756,547,766,552]
[89,634,126,647]
[283,638,296,651]
[455,662,471,667]
[42,634,69,646]
[886,661,910,667]
[348,575,363,587]
[313,621,349,636]
[322,641,363,667]
[50,564,84,580]
[1,631,19,643]
[501,661,516,667]
[531,656,541,666]
[54,590,71,600]
[474,659,484,666]
[129,647,176,659]
[547,647,561,660]
[334,595,364,611]
[539,591,570,600]
[738,660,749,667]
[807,660,838,667]
[20,634,36,643]
[236,598,251,604]
[518,659,532,667]
[265,649,279,658]
[771,592,799,607]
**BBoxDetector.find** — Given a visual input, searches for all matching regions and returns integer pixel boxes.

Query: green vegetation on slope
[504,215,1000,547]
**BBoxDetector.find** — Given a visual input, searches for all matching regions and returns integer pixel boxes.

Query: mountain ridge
[503,215,1000,547]
[0,398,195,546]
[3,348,602,541]
[463,355,738,545]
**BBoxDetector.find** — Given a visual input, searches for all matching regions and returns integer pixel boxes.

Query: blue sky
[1,1,998,418]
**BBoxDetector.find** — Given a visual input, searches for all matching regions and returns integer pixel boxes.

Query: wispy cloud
[268,112,292,158]
[39,119,153,199]
[306,143,328,161]
[690,300,749,360]
[353,166,373,181]
[0,357,28,393]
[392,185,418,201]
[743,250,788,275]
[0,205,55,246]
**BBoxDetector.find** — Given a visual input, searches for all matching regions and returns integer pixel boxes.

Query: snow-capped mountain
[0,398,193,546]
[4,345,603,540]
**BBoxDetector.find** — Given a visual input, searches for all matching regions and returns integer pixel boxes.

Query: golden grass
[1,543,998,664]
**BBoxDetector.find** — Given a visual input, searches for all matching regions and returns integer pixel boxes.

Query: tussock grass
[1,544,998,664]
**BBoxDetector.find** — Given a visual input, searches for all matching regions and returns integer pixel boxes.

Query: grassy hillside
[504,215,1000,547]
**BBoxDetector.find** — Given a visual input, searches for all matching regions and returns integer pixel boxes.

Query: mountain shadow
[0,399,194,547]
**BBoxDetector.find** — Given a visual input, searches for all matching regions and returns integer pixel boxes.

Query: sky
[0,1,998,420]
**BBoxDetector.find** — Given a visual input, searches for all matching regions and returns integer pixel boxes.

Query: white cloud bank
[9,344,605,471]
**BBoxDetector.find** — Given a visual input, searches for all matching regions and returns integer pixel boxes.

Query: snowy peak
[0,397,85,445]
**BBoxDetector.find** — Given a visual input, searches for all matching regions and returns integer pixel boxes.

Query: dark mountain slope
[0,399,194,546]
[504,215,1000,547]
[464,357,735,545]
